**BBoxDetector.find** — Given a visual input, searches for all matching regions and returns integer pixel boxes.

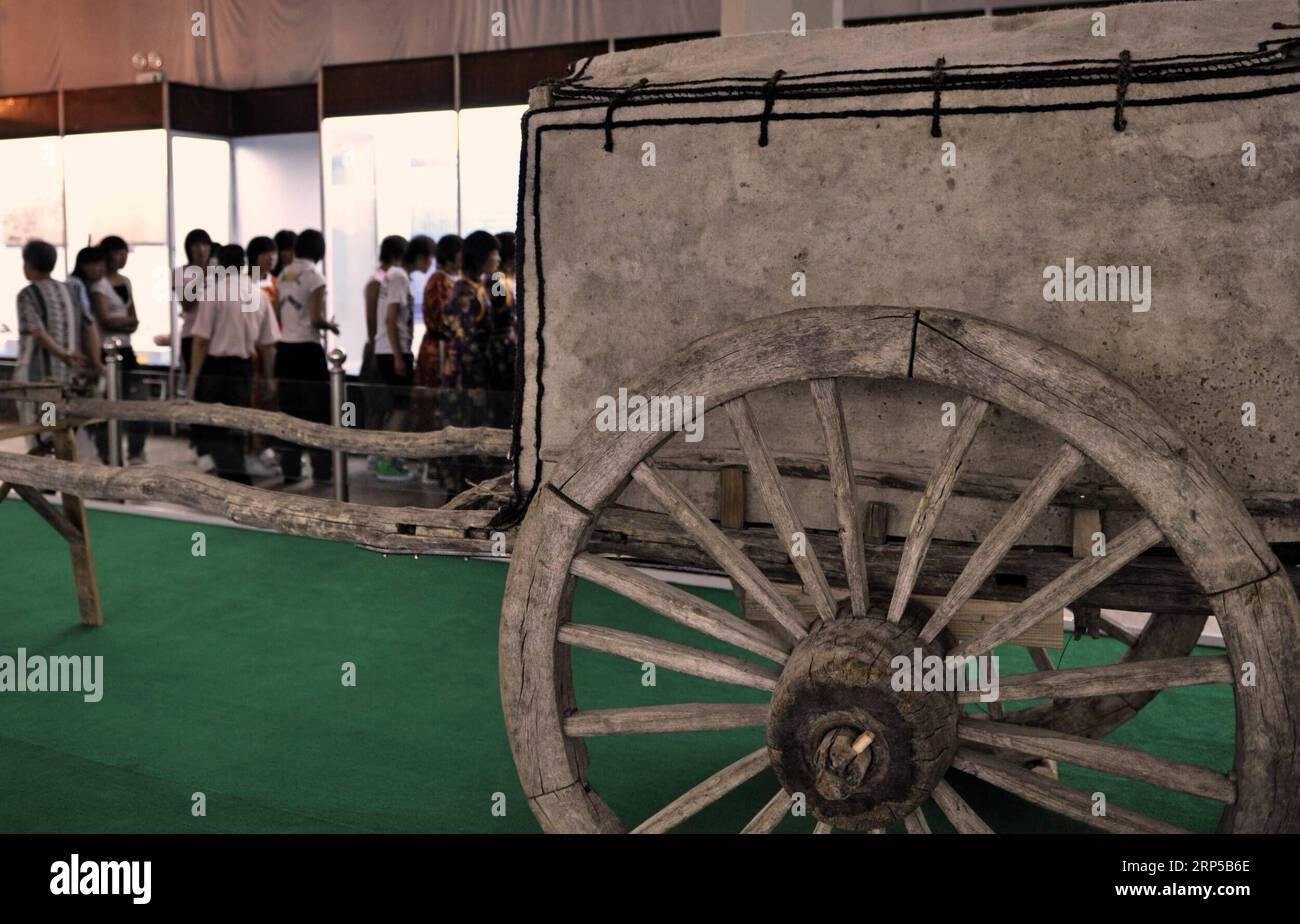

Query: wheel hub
[767,615,958,831]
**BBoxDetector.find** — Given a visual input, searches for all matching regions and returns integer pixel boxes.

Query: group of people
[12,224,519,491]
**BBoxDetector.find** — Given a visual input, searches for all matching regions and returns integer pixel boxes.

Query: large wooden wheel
[500,307,1300,833]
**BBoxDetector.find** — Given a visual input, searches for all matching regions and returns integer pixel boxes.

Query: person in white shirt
[273,229,338,485]
[186,244,279,485]
[90,235,148,463]
[371,235,432,481]
[361,235,409,438]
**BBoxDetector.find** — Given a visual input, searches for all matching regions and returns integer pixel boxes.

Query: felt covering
[516,1,1300,544]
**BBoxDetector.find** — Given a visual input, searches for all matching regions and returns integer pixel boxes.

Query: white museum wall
[232,133,323,247]
[0,135,65,358]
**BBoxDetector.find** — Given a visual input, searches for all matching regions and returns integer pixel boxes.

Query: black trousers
[194,356,254,485]
[274,341,333,481]
[93,344,148,462]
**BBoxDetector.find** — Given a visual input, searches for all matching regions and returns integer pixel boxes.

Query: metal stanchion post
[328,348,349,502]
[104,342,123,467]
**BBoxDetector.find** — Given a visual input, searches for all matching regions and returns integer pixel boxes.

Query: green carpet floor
[0,502,1233,833]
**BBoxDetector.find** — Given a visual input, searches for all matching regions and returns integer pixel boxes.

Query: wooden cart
[498,1,1300,834]
[3,0,1298,836]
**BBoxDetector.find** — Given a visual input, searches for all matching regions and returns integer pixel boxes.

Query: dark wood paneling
[846,9,984,27]
[64,83,164,134]
[322,56,454,118]
[613,32,719,51]
[232,84,318,136]
[0,92,59,139]
[460,41,608,108]
[169,83,233,135]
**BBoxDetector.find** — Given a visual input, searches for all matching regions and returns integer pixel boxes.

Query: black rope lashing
[1113,49,1133,131]
[603,78,648,152]
[758,69,786,147]
[928,57,946,137]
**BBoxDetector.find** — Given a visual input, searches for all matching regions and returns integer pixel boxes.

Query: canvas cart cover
[514,0,1300,544]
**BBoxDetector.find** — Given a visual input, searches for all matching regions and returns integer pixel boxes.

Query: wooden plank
[888,396,989,623]
[557,623,781,692]
[863,501,889,545]
[810,378,869,617]
[725,396,838,623]
[0,451,494,553]
[931,779,994,833]
[564,703,770,737]
[967,655,1233,704]
[718,467,746,529]
[50,430,102,627]
[921,443,1085,642]
[631,461,808,639]
[633,747,770,834]
[957,719,1235,803]
[951,749,1188,834]
[952,518,1164,657]
[741,789,793,834]
[571,553,788,662]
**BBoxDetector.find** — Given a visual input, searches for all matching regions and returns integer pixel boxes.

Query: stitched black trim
[758,69,785,146]
[603,78,648,152]
[930,57,946,137]
[1114,50,1134,131]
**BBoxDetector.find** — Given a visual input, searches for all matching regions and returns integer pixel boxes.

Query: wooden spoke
[724,396,838,623]
[810,378,869,617]
[741,789,793,834]
[932,779,994,833]
[632,461,808,639]
[558,623,781,692]
[888,396,990,623]
[952,518,1164,657]
[1028,647,1057,671]
[903,808,932,834]
[957,719,1235,803]
[571,553,789,663]
[868,827,886,834]
[564,703,770,737]
[813,821,833,834]
[920,443,1085,642]
[632,747,771,834]
[962,654,1232,704]
[952,749,1188,833]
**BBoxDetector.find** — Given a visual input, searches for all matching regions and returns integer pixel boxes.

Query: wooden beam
[10,483,83,545]
[557,623,781,692]
[570,553,789,662]
[631,462,809,639]
[564,703,770,737]
[952,518,1164,656]
[931,779,994,833]
[810,378,869,617]
[742,789,793,834]
[966,655,1233,704]
[725,396,838,622]
[957,719,1235,803]
[952,749,1188,834]
[60,398,510,459]
[889,397,989,623]
[632,747,770,834]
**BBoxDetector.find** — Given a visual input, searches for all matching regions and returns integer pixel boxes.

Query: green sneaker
[374,459,415,482]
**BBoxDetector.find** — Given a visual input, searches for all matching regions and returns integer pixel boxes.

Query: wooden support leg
[51,429,104,627]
